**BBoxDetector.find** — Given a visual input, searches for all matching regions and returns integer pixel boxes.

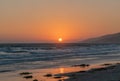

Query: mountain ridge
[81,32,120,43]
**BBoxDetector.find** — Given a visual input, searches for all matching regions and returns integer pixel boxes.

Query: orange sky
[0,0,120,43]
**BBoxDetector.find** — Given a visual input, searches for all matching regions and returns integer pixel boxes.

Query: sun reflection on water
[60,68,64,74]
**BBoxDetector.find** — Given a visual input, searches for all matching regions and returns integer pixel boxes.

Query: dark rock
[116,63,120,65]
[90,67,108,72]
[72,64,90,67]
[102,63,112,66]
[33,79,38,81]
[44,73,52,77]
[23,75,33,79]
[20,72,32,75]
[77,71,86,73]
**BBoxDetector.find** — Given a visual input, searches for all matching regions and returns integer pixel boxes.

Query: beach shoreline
[1,62,120,81]
[0,62,120,81]
[62,63,120,81]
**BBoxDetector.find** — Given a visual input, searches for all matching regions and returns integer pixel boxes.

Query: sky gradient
[0,0,120,43]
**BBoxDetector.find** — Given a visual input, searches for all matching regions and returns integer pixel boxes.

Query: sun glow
[58,38,63,42]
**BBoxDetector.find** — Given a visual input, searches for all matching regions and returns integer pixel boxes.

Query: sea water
[0,43,120,73]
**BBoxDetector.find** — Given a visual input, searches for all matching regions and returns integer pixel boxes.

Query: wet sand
[63,63,120,81]
[1,62,120,81]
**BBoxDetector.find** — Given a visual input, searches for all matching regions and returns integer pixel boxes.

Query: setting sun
[58,38,63,42]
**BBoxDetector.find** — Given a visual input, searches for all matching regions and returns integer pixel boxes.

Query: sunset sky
[0,0,120,43]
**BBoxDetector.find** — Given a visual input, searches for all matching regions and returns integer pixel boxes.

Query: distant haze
[0,0,120,43]
[82,32,120,43]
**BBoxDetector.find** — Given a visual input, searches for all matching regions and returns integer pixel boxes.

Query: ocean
[0,43,120,73]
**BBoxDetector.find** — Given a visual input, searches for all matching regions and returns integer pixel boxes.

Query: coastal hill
[81,32,120,43]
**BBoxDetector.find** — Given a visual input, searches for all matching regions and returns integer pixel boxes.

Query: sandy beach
[1,62,120,81]
[63,63,120,81]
